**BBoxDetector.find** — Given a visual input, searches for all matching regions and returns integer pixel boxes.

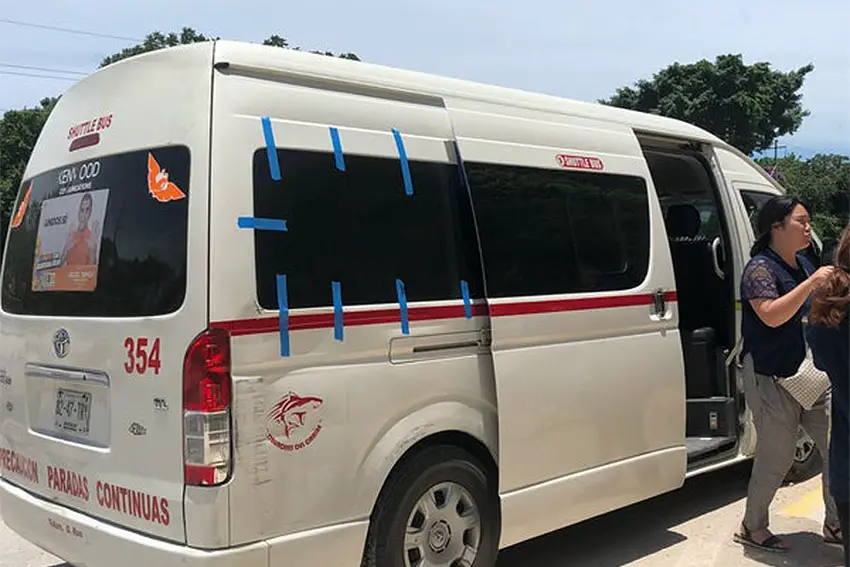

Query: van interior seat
[665,203,721,398]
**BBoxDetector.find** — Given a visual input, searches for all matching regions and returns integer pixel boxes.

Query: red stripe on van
[211,291,676,337]
[489,291,677,317]
[213,303,491,337]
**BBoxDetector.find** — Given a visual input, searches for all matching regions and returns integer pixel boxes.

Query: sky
[1,0,848,159]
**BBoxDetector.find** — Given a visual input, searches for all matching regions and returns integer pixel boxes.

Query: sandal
[824,524,843,545]
[733,525,789,553]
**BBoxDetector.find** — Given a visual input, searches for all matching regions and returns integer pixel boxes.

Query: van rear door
[0,43,214,544]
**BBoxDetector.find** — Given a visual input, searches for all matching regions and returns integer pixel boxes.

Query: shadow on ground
[738,531,844,567]
[496,461,756,567]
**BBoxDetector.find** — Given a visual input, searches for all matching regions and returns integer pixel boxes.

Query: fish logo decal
[265,391,325,452]
[147,152,186,203]
[10,183,31,229]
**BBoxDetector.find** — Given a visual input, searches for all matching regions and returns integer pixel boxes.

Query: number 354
[124,337,162,375]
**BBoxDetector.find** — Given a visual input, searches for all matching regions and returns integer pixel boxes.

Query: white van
[0,40,828,567]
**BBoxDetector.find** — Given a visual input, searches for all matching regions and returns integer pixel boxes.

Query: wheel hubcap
[795,431,815,463]
[404,482,482,567]
[428,520,451,552]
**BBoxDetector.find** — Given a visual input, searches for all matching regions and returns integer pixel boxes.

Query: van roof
[88,40,780,191]
[209,40,725,145]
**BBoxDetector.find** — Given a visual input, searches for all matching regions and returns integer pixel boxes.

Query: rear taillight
[183,328,232,487]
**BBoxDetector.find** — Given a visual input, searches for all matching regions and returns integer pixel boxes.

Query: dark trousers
[838,499,849,567]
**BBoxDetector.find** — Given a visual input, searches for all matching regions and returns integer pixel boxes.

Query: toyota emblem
[52,329,70,359]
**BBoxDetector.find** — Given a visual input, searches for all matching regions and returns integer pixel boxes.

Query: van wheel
[785,427,821,484]
[361,445,500,567]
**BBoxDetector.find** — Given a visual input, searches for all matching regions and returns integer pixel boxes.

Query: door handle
[389,330,487,364]
[711,237,725,279]
[649,288,673,322]
[652,288,667,315]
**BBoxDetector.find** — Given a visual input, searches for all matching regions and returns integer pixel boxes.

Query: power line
[0,70,77,81]
[0,62,87,76]
[0,18,141,42]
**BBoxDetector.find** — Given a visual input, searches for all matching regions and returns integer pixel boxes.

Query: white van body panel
[0,42,214,545]
[208,49,497,547]
[0,480,268,567]
[0,39,784,567]
[445,98,687,546]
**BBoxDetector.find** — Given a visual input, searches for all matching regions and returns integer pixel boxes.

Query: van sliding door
[446,99,688,546]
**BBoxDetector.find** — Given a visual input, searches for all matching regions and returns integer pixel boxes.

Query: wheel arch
[373,429,499,512]
[355,400,499,524]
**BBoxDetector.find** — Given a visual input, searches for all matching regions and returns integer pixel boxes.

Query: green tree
[0,97,58,248]
[601,54,814,155]
[100,27,214,68]
[101,28,360,68]
[756,153,850,238]
[262,34,360,60]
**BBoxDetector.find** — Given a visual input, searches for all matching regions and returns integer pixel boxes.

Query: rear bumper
[0,478,368,567]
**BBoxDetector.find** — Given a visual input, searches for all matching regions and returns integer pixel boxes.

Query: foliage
[0,97,58,251]
[262,34,359,60]
[99,27,214,68]
[756,153,850,238]
[100,27,360,68]
[601,54,814,156]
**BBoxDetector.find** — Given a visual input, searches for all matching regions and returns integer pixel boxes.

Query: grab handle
[711,237,725,280]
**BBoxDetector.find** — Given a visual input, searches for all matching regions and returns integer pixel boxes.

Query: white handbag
[775,325,831,410]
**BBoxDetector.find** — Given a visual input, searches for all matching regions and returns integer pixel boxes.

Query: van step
[686,436,736,462]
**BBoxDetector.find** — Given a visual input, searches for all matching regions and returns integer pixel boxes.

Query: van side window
[251,149,484,310]
[739,189,776,233]
[463,162,650,297]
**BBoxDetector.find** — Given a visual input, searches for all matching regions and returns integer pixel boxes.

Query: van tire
[784,427,822,484]
[361,445,500,567]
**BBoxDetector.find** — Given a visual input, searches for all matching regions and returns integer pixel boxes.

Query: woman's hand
[807,266,836,290]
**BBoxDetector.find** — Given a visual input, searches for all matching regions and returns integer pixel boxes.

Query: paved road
[1,462,844,567]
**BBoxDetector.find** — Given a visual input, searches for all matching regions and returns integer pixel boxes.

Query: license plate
[54,389,92,437]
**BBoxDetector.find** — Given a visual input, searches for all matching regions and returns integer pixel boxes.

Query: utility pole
[772,140,787,165]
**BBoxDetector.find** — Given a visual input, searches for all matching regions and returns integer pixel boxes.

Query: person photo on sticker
[60,193,101,267]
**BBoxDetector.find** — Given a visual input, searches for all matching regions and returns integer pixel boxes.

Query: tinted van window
[740,189,775,233]
[1,146,190,317]
[464,162,650,297]
[252,149,483,309]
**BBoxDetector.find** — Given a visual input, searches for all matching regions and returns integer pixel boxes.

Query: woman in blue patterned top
[733,196,839,553]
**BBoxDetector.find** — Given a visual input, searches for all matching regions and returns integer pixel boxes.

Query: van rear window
[1,146,191,317]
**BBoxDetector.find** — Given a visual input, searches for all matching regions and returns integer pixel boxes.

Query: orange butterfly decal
[10,183,32,229]
[147,152,186,203]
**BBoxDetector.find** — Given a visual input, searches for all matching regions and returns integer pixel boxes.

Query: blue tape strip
[261,116,282,181]
[237,216,288,231]
[277,274,290,357]
[392,128,414,196]
[329,127,346,172]
[461,280,472,319]
[396,278,409,335]
[332,281,343,342]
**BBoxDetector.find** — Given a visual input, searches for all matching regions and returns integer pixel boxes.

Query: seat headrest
[665,204,701,239]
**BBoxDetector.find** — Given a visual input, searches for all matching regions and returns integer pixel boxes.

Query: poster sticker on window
[147,153,186,203]
[32,189,109,292]
[10,183,32,229]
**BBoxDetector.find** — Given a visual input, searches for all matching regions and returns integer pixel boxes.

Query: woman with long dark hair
[733,196,840,553]
[808,223,850,566]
